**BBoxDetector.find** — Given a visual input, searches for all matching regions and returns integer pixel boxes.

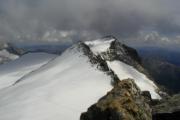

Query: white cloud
[124,31,180,47]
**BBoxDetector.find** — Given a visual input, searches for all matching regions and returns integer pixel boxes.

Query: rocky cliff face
[80,79,152,120]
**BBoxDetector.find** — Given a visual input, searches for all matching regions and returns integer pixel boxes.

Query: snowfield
[0,38,161,120]
[0,53,57,90]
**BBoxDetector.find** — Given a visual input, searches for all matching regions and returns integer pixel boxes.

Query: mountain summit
[0,36,161,120]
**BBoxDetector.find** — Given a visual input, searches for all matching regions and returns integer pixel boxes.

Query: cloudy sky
[0,0,180,47]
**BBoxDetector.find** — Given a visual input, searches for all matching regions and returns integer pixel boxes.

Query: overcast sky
[0,0,180,47]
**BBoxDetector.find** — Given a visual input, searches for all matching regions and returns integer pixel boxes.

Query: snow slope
[0,45,112,120]
[0,53,57,90]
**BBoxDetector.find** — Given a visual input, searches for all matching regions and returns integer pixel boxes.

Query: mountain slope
[0,37,160,120]
[142,58,180,93]
[0,53,57,90]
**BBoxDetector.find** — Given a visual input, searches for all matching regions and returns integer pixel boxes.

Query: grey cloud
[123,31,180,48]
[0,0,179,46]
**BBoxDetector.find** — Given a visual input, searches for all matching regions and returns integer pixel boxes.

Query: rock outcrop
[80,79,152,120]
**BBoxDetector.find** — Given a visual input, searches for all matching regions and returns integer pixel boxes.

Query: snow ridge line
[13,41,120,87]
[12,55,58,86]
[78,42,121,86]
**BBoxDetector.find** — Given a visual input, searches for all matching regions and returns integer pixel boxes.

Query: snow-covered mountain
[0,37,161,120]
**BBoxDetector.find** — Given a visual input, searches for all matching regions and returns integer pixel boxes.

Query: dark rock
[81,105,121,120]
[108,40,141,68]
[141,91,152,104]
[122,44,141,64]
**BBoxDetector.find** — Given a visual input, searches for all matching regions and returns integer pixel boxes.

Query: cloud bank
[0,0,180,46]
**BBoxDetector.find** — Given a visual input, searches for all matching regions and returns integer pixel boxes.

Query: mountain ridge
[0,36,162,120]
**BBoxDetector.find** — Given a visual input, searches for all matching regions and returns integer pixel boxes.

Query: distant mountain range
[137,47,180,66]
[137,47,180,94]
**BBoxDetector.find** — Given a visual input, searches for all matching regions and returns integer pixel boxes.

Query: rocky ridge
[81,79,152,120]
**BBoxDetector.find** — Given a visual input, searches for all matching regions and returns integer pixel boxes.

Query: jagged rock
[141,91,152,104]
[80,79,152,120]
[99,38,141,66]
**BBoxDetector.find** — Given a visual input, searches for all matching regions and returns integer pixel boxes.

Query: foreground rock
[81,79,152,120]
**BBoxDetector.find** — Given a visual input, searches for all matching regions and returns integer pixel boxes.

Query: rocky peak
[84,36,141,64]
[80,79,152,120]
[110,40,141,63]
